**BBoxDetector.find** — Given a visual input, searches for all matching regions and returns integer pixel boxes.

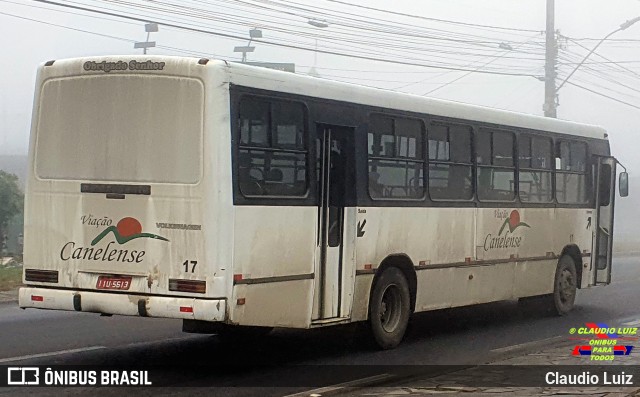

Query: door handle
[599,226,610,236]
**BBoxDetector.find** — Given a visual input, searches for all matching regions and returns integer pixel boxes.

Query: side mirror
[619,172,629,197]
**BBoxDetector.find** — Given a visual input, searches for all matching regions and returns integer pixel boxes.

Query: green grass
[0,266,23,291]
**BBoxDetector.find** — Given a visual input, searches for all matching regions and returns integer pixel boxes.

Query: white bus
[20,56,628,349]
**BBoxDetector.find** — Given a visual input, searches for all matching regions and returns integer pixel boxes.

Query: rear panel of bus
[20,57,233,321]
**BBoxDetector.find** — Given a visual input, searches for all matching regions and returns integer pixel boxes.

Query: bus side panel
[351,273,373,322]
[475,208,550,262]
[229,206,317,328]
[356,207,476,269]
[514,259,556,297]
[352,206,591,317]
[355,207,476,311]
[232,281,314,327]
[205,73,235,302]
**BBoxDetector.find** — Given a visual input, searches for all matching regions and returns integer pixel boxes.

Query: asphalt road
[1,255,639,396]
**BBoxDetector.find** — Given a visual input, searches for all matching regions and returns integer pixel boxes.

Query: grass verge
[0,265,23,291]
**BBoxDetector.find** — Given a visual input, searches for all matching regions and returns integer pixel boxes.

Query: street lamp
[234,28,262,63]
[556,16,640,91]
[134,23,158,54]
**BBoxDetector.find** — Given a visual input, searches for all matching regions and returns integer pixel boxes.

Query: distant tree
[0,171,23,253]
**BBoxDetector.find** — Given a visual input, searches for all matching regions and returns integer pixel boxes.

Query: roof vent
[44,60,55,66]
[198,58,209,65]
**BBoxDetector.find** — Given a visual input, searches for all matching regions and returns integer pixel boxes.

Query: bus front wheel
[369,267,411,349]
[549,255,578,315]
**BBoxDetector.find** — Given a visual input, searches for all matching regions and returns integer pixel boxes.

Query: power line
[563,37,640,42]
[322,0,542,33]
[228,0,541,43]
[422,33,542,95]
[0,10,237,59]
[30,0,541,78]
[44,0,546,66]
[98,0,547,61]
[557,51,640,95]
[12,0,543,75]
[66,0,547,73]
[565,81,640,111]
[15,0,640,112]
[562,36,640,78]
[121,0,547,55]
[558,60,640,65]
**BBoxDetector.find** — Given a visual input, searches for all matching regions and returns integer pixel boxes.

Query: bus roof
[222,61,607,141]
[39,56,608,140]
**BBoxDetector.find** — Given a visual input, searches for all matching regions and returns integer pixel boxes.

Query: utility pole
[543,0,558,118]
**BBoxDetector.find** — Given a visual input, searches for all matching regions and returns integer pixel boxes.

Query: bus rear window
[35,75,203,184]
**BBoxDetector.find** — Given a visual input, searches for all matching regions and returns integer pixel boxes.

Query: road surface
[0,256,639,396]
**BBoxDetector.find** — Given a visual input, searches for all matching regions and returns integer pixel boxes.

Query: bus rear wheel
[369,267,411,349]
[549,255,578,315]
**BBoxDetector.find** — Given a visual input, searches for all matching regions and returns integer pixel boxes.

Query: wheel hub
[558,269,575,304]
[379,284,401,332]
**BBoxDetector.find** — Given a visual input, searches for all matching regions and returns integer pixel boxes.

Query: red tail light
[168,279,206,293]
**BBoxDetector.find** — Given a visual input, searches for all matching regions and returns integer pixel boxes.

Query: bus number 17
[183,260,197,273]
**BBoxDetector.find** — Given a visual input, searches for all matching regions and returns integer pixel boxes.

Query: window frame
[476,128,517,202]
[367,113,426,201]
[427,121,475,202]
[237,95,310,199]
[555,139,590,205]
[518,134,553,203]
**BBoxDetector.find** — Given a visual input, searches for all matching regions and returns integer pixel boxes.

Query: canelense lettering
[60,242,145,263]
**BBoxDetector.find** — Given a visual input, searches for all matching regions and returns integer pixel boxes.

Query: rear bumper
[18,287,226,321]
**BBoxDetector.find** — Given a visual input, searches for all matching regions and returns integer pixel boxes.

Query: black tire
[549,255,578,315]
[368,267,411,349]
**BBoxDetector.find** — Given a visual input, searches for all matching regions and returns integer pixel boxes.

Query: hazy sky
[1,0,640,174]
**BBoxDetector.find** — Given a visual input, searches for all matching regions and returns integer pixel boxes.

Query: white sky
[1,0,639,175]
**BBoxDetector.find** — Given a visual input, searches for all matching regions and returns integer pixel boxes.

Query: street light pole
[556,16,640,91]
[307,19,328,77]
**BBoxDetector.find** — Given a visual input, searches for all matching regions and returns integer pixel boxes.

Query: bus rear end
[19,57,229,323]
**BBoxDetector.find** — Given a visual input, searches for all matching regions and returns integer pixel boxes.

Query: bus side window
[367,115,424,200]
[519,135,552,203]
[238,151,264,195]
[428,123,473,201]
[476,129,515,201]
[237,97,308,197]
[599,164,611,206]
[555,140,588,204]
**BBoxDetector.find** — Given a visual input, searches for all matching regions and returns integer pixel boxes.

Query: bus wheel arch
[560,244,583,289]
[371,254,417,314]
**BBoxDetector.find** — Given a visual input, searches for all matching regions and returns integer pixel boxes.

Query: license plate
[96,276,132,290]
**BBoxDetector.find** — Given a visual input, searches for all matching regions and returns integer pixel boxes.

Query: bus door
[313,124,356,320]
[592,156,616,285]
